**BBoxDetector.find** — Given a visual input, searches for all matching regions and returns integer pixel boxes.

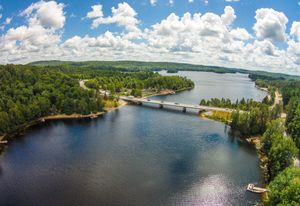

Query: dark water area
[0,72,267,206]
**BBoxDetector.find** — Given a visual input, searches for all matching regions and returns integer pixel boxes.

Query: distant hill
[28,60,300,80]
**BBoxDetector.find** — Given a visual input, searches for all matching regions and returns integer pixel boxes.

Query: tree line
[84,71,194,97]
[200,97,281,136]
[200,97,275,111]
[0,64,194,136]
[0,65,103,136]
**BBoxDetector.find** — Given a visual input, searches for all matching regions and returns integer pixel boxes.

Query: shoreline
[142,87,193,98]
[255,85,269,92]
[0,112,105,144]
[0,88,182,152]
[0,101,129,149]
[200,112,269,186]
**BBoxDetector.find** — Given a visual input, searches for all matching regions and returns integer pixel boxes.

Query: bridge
[120,96,235,113]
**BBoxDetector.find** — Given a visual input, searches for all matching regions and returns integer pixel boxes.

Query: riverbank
[0,88,186,153]
[199,108,271,187]
[142,87,193,98]
[245,137,269,182]
[200,110,231,124]
[255,85,269,92]
[0,100,130,152]
[0,112,103,144]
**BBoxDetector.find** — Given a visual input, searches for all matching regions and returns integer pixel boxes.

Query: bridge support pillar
[159,104,163,109]
[183,107,187,113]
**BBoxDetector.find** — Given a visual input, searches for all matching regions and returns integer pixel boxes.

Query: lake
[0,71,267,206]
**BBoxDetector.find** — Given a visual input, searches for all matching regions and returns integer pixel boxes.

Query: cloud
[1,2,300,75]
[0,0,64,59]
[150,0,194,5]
[88,2,140,34]
[291,21,300,42]
[221,6,236,26]
[150,0,157,6]
[253,8,288,42]
[202,0,208,5]
[255,40,278,56]
[144,6,241,53]
[0,17,12,31]
[225,0,240,2]
[4,17,12,25]
[287,40,300,67]
[87,5,103,18]
[230,28,251,40]
[21,0,65,29]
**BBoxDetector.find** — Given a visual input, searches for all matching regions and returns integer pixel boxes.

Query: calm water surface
[0,72,267,206]
[156,71,267,103]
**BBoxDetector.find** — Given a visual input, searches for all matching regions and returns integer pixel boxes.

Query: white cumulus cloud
[291,21,300,42]
[1,2,300,75]
[0,0,65,62]
[253,8,288,42]
[87,5,103,18]
[21,0,65,29]
[88,2,140,33]
[150,0,157,6]
[221,6,236,26]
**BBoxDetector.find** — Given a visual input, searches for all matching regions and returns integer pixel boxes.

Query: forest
[0,64,194,137]
[0,65,103,136]
[200,96,275,111]
[84,71,194,96]
[29,60,300,80]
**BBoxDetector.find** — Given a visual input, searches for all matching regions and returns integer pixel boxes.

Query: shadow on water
[127,104,200,116]
[227,129,257,155]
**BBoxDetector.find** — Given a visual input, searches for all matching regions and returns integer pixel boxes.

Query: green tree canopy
[266,167,300,206]
[261,119,285,154]
[268,136,298,179]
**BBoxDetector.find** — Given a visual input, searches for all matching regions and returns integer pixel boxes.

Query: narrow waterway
[0,72,267,206]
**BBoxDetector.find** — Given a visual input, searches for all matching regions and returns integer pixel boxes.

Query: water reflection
[0,72,266,206]
[170,174,237,206]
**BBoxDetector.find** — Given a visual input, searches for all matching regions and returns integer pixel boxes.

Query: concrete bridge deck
[120,96,234,113]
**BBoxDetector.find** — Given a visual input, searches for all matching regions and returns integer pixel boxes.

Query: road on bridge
[120,96,235,113]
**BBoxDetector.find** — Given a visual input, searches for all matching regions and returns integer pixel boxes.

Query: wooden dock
[247,184,269,193]
[0,140,8,144]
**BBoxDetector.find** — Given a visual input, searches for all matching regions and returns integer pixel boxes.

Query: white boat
[247,184,269,193]
[0,140,8,144]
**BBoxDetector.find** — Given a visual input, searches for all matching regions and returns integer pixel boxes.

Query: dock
[0,140,8,144]
[247,184,269,193]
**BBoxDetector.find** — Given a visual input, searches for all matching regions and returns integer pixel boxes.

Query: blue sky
[1,0,300,74]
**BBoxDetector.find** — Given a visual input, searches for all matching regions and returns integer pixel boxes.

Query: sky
[1,0,300,75]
